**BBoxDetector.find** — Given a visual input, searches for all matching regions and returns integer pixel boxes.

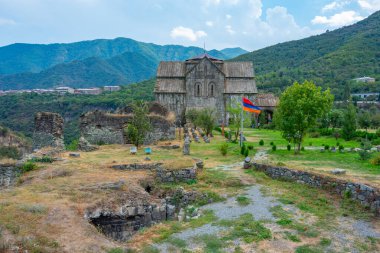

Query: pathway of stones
[151,163,380,252]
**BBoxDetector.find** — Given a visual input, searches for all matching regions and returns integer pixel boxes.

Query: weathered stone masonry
[252,163,380,215]
[32,112,64,150]
[0,163,20,188]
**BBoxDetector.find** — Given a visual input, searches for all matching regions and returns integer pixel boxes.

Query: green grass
[236,195,251,206]
[218,213,272,243]
[194,234,226,253]
[284,231,301,242]
[295,245,323,253]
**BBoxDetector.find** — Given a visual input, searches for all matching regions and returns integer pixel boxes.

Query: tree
[329,109,343,131]
[275,81,333,154]
[342,102,357,140]
[125,101,152,148]
[185,108,199,128]
[227,102,243,141]
[358,112,371,132]
[195,108,217,137]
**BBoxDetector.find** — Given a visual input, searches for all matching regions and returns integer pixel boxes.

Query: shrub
[358,150,371,160]
[272,145,277,151]
[377,128,380,137]
[309,142,312,146]
[244,149,249,157]
[214,126,222,133]
[371,154,380,166]
[20,162,37,173]
[247,145,254,150]
[259,140,264,146]
[240,143,246,155]
[66,139,79,151]
[309,132,320,138]
[224,131,229,139]
[372,138,380,145]
[29,156,53,163]
[0,146,21,160]
[270,141,274,146]
[219,143,228,156]
[301,147,305,151]
[339,145,344,152]
[287,144,291,151]
[324,145,330,150]
[336,142,340,147]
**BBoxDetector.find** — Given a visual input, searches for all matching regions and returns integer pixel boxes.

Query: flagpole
[240,96,244,147]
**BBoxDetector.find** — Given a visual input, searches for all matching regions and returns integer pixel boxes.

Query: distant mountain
[233,10,380,97]
[0,38,247,90]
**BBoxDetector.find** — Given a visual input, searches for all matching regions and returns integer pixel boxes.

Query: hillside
[0,79,155,144]
[0,38,247,89]
[233,10,380,98]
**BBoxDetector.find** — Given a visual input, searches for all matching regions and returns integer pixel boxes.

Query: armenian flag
[242,97,261,114]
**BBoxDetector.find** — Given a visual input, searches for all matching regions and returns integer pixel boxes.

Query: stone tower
[154,53,257,125]
[32,112,65,150]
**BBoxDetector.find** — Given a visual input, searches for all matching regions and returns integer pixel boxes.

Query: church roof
[186,53,222,61]
[156,62,185,77]
[254,94,279,108]
[223,62,254,78]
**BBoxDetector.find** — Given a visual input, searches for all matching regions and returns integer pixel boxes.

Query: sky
[0,0,379,51]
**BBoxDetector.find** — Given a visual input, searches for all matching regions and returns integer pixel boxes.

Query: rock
[377,146,380,152]
[195,160,203,169]
[78,137,98,152]
[145,157,151,161]
[244,157,251,169]
[330,168,346,175]
[69,153,80,158]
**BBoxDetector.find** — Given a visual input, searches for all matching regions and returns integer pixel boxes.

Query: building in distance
[353,77,376,83]
[104,86,121,92]
[75,88,102,95]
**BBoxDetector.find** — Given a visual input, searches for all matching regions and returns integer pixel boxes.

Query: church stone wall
[32,112,64,150]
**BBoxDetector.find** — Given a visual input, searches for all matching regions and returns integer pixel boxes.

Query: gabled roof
[186,53,222,61]
[223,62,254,78]
[254,94,279,107]
[156,62,185,77]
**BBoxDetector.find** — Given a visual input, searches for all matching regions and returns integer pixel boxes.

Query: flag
[242,97,261,114]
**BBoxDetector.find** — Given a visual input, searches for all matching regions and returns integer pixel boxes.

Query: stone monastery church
[155,53,258,125]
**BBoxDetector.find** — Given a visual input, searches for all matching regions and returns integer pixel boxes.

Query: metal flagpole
[240,96,244,147]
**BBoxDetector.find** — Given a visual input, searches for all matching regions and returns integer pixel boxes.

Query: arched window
[208,82,215,97]
[195,83,201,97]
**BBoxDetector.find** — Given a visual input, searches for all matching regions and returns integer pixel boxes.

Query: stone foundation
[0,163,20,188]
[252,163,380,215]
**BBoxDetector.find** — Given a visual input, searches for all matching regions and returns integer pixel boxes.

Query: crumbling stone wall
[85,196,175,241]
[32,112,64,150]
[252,163,380,215]
[80,109,175,145]
[0,163,20,188]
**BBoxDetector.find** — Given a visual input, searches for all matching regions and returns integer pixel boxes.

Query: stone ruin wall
[80,103,176,145]
[252,163,380,216]
[32,112,64,150]
[0,163,20,188]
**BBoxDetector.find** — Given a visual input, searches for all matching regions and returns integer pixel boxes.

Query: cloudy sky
[0,0,379,51]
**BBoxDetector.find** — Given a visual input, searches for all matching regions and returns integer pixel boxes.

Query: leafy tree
[358,112,371,132]
[342,102,357,140]
[195,108,217,137]
[185,108,199,128]
[227,102,243,141]
[125,101,151,148]
[275,81,333,154]
[329,109,343,131]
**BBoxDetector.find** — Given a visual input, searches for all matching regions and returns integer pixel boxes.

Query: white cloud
[357,0,380,11]
[322,1,350,12]
[226,14,232,19]
[0,17,16,26]
[170,26,207,41]
[248,0,263,19]
[312,11,364,26]
[206,21,214,27]
[225,25,235,34]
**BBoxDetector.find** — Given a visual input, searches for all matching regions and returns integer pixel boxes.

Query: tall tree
[195,108,217,137]
[358,111,371,132]
[125,101,152,148]
[342,101,357,140]
[227,102,243,141]
[275,81,333,154]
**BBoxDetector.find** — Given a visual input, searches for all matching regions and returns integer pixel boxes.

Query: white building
[104,86,121,92]
[75,88,102,95]
[352,92,379,99]
[353,77,376,83]
[55,86,75,94]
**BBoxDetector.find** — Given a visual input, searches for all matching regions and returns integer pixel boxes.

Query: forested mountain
[0,38,247,89]
[233,10,380,98]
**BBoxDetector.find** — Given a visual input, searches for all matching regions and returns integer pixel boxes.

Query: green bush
[240,143,246,155]
[371,154,380,166]
[324,145,330,150]
[20,162,37,173]
[244,149,249,157]
[272,145,277,151]
[219,143,228,156]
[259,140,264,146]
[66,139,79,151]
[287,144,291,151]
[247,145,254,150]
[214,126,222,133]
[339,145,344,152]
[270,141,274,146]
[358,150,371,160]
[29,156,53,163]
[301,147,305,151]
[372,138,380,145]
[0,146,21,160]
